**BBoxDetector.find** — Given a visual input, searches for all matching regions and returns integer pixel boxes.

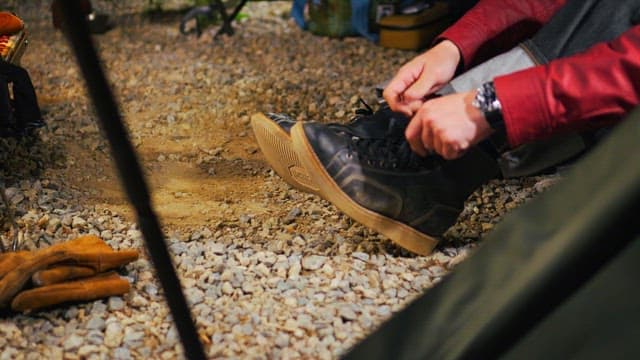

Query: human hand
[404,91,494,160]
[383,40,461,117]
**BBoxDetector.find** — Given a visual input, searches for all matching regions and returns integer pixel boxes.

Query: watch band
[473,81,509,152]
[472,81,504,131]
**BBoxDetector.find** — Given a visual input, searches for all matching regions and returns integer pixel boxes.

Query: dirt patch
[62,117,274,230]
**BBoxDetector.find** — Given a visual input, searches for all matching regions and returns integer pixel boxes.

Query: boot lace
[348,135,441,170]
[345,98,378,126]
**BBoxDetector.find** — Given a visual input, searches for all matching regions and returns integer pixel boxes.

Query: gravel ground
[0,2,561,359]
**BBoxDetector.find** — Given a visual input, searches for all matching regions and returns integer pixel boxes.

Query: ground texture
[0,2,558,359]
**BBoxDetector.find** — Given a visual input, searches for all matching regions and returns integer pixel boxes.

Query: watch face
[475,82,501,113]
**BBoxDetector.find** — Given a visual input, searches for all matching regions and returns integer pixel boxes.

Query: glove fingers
[0,251,31,280]
[11,272,130,312]
[0,248,69,307]
[50,235,111,252]
[62,249,140,272]
[45,235,138,272]
[0,235,137,308]
[32,265,97,286]
[91,250,140,272]
[31,248,139,285]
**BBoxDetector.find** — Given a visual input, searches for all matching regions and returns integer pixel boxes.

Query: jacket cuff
[494,67,552,147]
[437,17,490,69]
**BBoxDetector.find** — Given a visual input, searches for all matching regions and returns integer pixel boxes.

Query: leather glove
[11,271,130,312]
[0,235,138,307]
[32,265,97,287]
[31,235,139,286]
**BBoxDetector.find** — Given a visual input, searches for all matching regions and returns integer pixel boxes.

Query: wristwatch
[472,81,504,132]
[473,81,509,151]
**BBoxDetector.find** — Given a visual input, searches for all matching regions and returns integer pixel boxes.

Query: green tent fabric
[502,238,640,360]
[343,106,640,360]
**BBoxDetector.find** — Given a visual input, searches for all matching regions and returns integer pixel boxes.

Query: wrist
[436,40,461,70]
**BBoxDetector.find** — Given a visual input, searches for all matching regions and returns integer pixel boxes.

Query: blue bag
[291,0,380,42]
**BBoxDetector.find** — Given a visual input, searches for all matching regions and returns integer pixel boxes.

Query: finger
[407,100,424,116]
[441,141,466,160]
[382,82,402,109]
[444,147,463,160]
[434,132,456,160]
[405,118,428,157]
[432,132,446,159]
[442,147,457,160]
[403,76,441,104]
[395,104,416,118]
[383,75,417,113]
[421,121,434,154]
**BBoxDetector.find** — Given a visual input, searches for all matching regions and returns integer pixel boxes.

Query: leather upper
[303,121,500,236]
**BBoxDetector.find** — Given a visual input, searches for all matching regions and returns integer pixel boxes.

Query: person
[0,11,44,137]
[251,0,640,255]
[384,0,640,161]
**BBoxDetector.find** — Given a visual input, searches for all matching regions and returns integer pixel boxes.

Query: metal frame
[58,2,206,359]
[179,0,250,38]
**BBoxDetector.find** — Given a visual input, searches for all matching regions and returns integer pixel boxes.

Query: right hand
[404,90,494,159]
[383,40,461,117]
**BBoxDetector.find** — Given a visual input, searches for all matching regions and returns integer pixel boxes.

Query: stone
[108,297,125,311]
[104,322,123,348]
[86,316,106,331]
[301,255,327,271]
[63,334,84,351]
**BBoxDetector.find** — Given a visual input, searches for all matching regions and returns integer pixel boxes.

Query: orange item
[31,265,97,286]
[0,235,139,307]
[0,12,23,35]
[11,272,131,312]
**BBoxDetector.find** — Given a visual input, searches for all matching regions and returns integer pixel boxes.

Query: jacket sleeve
[438,0,566,68]
[495,25,640,147]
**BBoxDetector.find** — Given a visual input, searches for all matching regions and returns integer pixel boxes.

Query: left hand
[405,91,495,160]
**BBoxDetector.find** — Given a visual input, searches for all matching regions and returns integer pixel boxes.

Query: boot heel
[251,113,320,194]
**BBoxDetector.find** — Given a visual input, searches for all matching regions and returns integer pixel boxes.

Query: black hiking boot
[291,121,501,255]
[251,102,408,195]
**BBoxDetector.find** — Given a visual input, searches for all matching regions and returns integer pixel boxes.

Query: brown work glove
[32,265,97,287]
[0,12,24,35]
[11,271,130,312]
[0,235,110,282]
[0,235,139,308]
[31,235,139,286]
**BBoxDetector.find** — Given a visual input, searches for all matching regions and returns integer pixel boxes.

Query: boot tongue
[346,109,409,139]
[385,114,410,138]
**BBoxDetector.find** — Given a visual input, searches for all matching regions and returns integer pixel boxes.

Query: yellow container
[378,1,451,50]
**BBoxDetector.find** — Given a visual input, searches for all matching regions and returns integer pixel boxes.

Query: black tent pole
[57,2,206,359]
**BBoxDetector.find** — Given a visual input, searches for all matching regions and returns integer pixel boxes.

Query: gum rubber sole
[251,113,320,195]
[291,122,438,255]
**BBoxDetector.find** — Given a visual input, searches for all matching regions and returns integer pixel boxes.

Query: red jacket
[439,0,640,147]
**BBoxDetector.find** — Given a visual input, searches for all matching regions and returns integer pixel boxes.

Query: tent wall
[503,238,640,360]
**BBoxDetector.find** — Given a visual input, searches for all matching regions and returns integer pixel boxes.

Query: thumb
[403,75,441,103]
[383,79,414,115]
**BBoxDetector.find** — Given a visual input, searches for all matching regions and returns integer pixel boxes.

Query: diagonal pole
[57,2,206,359]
